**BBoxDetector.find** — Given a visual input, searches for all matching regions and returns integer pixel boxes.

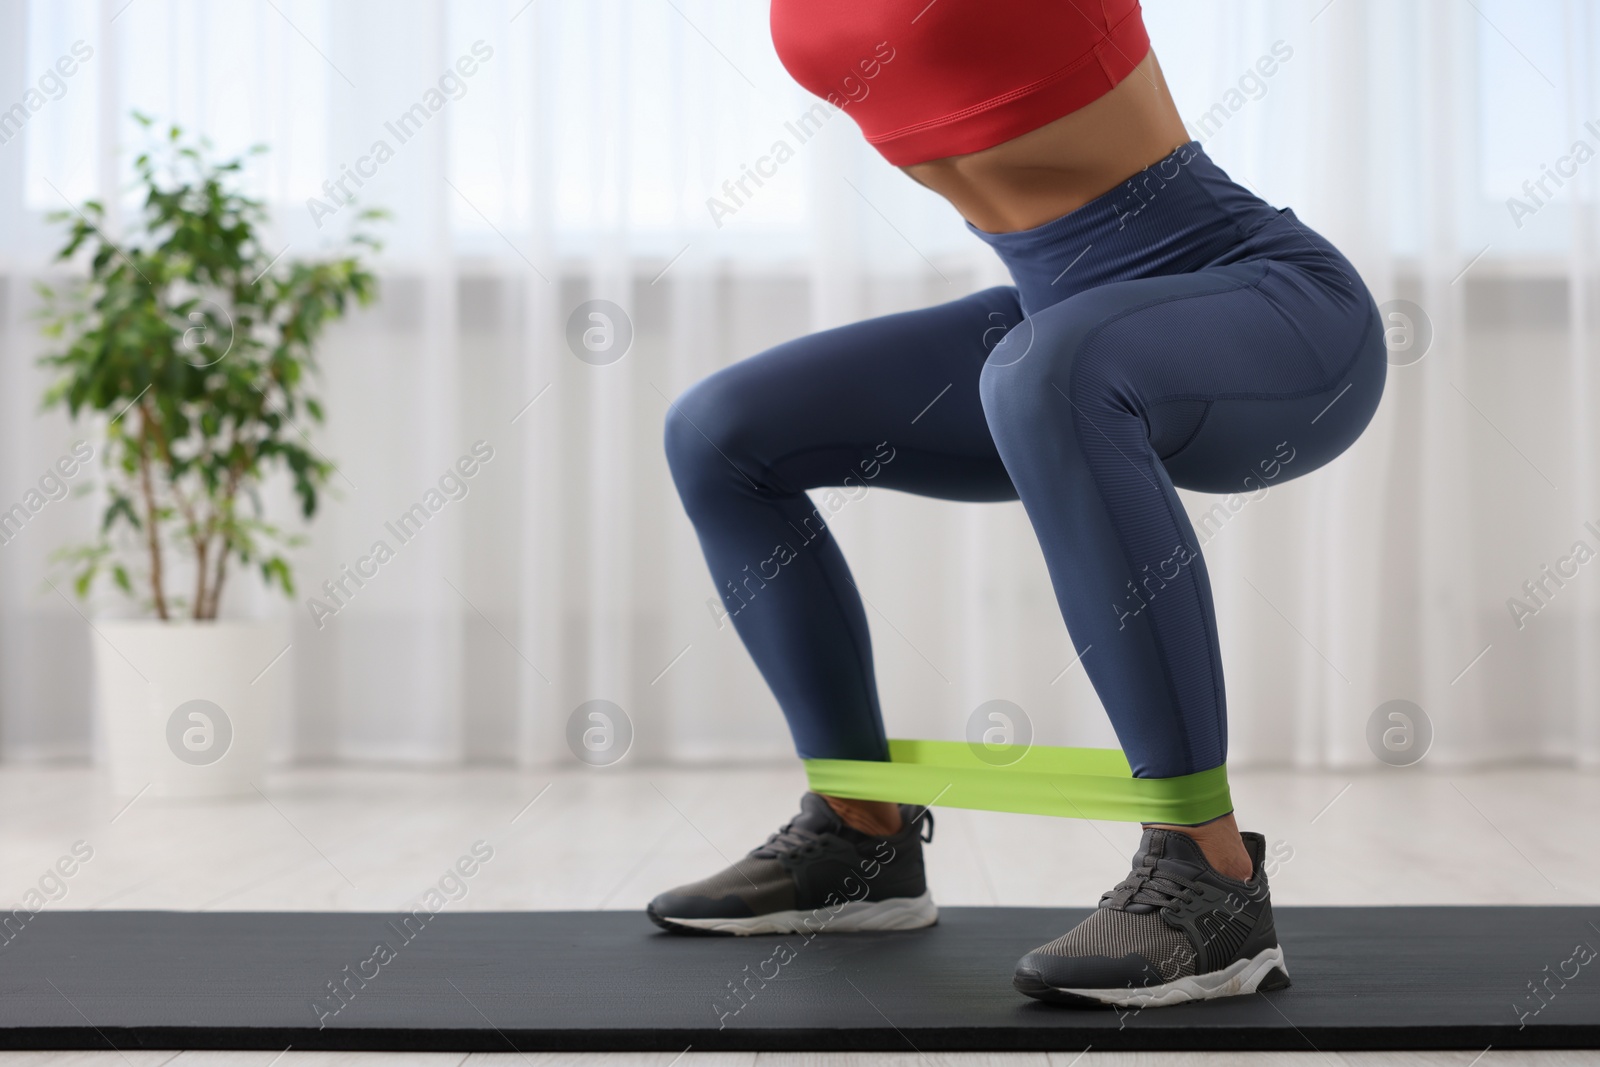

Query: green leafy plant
[37,114,385,620]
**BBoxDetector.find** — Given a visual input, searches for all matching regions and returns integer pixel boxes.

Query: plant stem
[193,537,209,620]
[203,425,247,621]
[207,546,228,621]
[136,407,169,621]
[143,402,208,619]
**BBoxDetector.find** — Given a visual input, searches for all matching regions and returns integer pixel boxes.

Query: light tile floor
[0,763,1596,1066]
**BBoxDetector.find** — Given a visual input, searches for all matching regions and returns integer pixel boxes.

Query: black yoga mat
[0,906,1595,1052]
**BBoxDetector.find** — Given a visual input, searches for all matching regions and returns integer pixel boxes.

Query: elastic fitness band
[803,740,1232,824]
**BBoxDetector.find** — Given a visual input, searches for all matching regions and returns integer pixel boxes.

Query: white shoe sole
[1041,945,1289,1007]
[658,889,938,936]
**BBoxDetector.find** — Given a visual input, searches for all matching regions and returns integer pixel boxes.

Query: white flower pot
[92,619,288,799]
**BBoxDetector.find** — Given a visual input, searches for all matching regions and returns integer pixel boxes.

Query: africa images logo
[166,699,232,766]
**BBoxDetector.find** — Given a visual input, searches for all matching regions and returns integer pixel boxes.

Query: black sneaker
[1013,827,1290,1007]
[646,792,937,935]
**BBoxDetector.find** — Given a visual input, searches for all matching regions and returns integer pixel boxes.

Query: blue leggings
[664,143,1386,779]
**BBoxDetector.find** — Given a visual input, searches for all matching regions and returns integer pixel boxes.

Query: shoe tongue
[792,792,845,834]
[1134,827,1209,872]
[1108,828,1211,914]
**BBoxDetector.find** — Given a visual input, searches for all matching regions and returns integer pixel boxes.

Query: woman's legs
[979,258,1385,871]
[664,285,1024,770]
[666,251,1381,858]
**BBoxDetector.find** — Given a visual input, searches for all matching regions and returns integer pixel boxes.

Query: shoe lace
[749,806,932,859]
[1101,861,1198,911]
[749,819,824,859]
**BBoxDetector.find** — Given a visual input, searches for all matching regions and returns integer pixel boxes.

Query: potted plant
[37,115,384,797]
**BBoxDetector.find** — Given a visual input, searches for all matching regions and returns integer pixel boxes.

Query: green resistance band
[803,739,1232,824]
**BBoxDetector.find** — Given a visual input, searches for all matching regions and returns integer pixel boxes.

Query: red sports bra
[770,0,1150,166]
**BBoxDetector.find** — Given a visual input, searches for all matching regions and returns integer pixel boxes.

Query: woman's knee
[978,312,1100,447]
[663,373,729,474]
[663,367,766,502]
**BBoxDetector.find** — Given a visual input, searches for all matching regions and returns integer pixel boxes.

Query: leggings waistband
[965,141,1285,315]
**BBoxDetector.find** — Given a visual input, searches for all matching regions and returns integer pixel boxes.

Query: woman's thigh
[670,285,1025,503]
[1004,257,1386,491]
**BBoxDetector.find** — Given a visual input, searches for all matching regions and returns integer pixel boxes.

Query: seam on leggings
[1060,267,1376,775]
[1317,286,1382,393]
[1073,268,1265,352]
[1136,269,1380,410]
[1258,211,1358,290]
[754,494,889,763]
[750,441,1017,505]
[1153,398,1213,461]
[1245,266,1322,369]
[1237,212,1284,241]
[1067,388,1205,777]
[756,444,1016,760]
[743,442,1010,762]
[758,440,1006,487]
[1191,164,1253,249]
[1066,276,1279,775]
[1067,266,1378,772]
[1138,291,1379,768]
[1247,260,1374,395]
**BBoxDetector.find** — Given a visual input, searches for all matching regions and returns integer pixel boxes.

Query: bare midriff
[899,50,1192,234]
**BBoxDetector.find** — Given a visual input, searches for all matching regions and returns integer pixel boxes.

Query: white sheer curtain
[0,0,1596,768]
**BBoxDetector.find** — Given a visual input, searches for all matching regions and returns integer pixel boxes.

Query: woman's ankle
[1145,813,1254,882]
[821,794,903,836]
